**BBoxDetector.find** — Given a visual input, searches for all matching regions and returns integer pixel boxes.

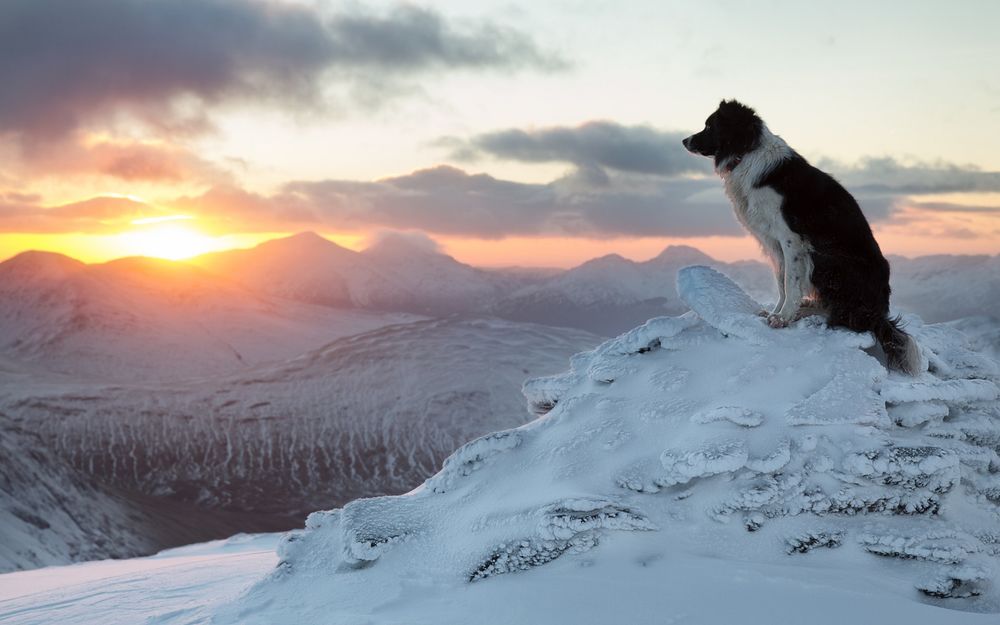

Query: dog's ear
[716,101,762,156]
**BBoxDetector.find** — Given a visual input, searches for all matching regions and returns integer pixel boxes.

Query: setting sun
[117,222,221,260]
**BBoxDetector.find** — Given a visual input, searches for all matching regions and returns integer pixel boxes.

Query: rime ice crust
[225,266,1000,622]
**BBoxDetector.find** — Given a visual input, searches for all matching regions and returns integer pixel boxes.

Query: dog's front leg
[770,241,785,315]
[769,239,809,328]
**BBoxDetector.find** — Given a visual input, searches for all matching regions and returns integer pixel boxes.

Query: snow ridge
[222,266,1000,622]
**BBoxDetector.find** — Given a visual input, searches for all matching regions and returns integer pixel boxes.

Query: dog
[682,99,922,375]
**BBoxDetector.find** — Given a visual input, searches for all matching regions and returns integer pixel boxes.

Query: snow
[0,535,280,624]
[2,264,999,624]
[0,317,599,572]
[204,265,996,622]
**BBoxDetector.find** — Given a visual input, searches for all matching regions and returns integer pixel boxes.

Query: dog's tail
[873,315,923,376]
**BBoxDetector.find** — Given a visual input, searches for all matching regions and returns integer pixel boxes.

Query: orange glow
[115,223,223,260]
[1,215,996,268]
[0,231,368,264]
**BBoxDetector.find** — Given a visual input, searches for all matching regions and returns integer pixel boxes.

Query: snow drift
[216,266,1000,623]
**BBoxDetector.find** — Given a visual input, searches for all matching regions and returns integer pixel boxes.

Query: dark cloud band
[0,1,562,141]
[450,121,710,177]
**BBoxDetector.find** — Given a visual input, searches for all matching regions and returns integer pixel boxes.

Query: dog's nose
[682,136,691,149]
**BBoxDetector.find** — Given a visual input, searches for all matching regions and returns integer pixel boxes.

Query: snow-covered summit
[217,266,1000,624]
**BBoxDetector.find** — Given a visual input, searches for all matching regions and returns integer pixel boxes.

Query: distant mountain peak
[649,245,714,265]
[580,252,630,267]
[0,250,86,279]
[237,232,359,260]
[286,231,330,244]
[269,231,346,250]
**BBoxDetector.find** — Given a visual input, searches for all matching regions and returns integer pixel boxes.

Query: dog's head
[682,100,763,171]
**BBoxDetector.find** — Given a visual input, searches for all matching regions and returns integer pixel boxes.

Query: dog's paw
[767,313,789,329]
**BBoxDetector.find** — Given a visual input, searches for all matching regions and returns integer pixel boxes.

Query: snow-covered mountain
[188,233,777,334]
[487,249,999,336]
[191,232,395,308]
[187,233,1000,336]
[0,250,416,382]
[0,318,600,572]
[490,246,776,335]
[191,231,516,315]
[361,233,517,313]
[3,266,997,624]
[891,254,1000,323]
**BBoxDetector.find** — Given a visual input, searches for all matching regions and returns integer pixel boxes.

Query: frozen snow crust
[225,266,1000,621]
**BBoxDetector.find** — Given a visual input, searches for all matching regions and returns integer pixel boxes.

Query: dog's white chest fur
[719,127,815,320]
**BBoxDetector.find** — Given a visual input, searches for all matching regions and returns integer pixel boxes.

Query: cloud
[274,165,741,238]
[825,157,1000,195]
[0,196,166,233]
[16,137,226,184]
[904,201,1000,214]
[5,154,997,240]
[1,165,740,237]
[449,121,710,177]
[367,229,443,253]
[0,1,562,142]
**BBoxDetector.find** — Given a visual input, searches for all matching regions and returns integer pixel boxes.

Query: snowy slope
[0,410,161,572]
[0,250,416,382]
[946,317,1000,362]
[0,534,281,625]
[211,266,1000,623]
[0,318,600,571]
[0,400,296,574]
[2,268,998,624]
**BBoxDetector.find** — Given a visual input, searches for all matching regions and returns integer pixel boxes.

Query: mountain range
[1,232,998,573]
[189,232,1000,334]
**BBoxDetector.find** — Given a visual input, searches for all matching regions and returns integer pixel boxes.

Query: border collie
[682,99,922,375]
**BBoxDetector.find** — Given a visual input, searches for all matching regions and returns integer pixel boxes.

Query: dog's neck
[716,125,792,183]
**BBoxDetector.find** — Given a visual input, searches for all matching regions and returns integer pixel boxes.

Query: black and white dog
[682,99,922,375]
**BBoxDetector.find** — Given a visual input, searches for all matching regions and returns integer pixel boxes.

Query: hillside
[3,266,997,624]
[0,318,600,571]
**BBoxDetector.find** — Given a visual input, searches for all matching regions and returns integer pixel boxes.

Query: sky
[0,0,998,267]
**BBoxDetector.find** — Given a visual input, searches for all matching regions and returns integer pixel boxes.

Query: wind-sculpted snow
[221,266,1000,623]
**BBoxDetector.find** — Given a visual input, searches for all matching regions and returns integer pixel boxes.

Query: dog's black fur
[683,100,921,375]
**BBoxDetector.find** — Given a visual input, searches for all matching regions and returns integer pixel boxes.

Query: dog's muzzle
[682,136,692,150]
